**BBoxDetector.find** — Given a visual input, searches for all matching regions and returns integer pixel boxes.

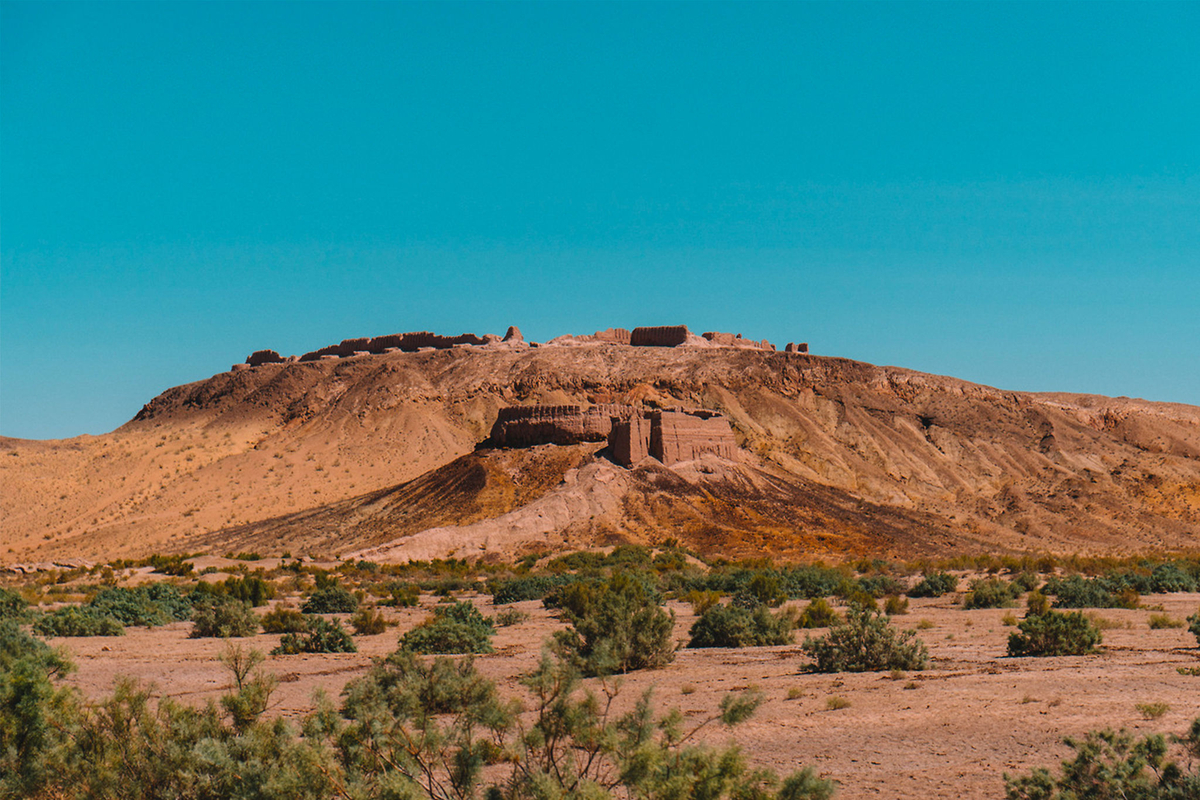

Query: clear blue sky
[2,1,1197,440]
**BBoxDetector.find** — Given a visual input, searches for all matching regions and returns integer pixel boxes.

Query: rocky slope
[2,346,1198,563]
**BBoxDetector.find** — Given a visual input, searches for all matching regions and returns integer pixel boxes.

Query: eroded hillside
[2,346,1198,562]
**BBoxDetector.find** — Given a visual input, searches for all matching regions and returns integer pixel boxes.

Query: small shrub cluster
[87,584,192,627]
[0,587,30,622]
[260,604,308,633]
[349,606,388,635]
[493,607,528,627]
[380,581,421,607]
[1043,575,1140,609]
[1189,608,1200,646]
[489,573,575,604]
[399,601,494,654]
[797,597,841,629]
[688,603,796,648]
[801,607,929,672]
[301,584,359,614]
[1007,606,1102,657]
[190,597,259,638]
[272,616,356,654]
[907,572,958,598]
[33,606,125,637]
[552,573,676,675]
[963,578,1020,609]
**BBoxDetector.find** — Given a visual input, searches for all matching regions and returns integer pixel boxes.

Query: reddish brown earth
[2,346,1198,563]
[46,584,1200,800]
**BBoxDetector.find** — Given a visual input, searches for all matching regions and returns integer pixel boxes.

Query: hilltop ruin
[233,324,807,371]
[488,403,737,467]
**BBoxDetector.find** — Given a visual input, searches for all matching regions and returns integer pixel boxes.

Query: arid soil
[3,346,1199,564]
[50,587,1200,800]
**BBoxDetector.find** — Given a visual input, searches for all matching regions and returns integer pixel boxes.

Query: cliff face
[2,346,1198,562]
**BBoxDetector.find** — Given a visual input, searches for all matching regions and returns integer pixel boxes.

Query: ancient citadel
[233,323,794,468]
[487,404,737,467]
[233,324,808,370]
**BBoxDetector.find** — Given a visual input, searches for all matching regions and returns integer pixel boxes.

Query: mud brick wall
[611,415,652,465]
[649,411,737,465]
[785,342,809,353]
[245,350,285,366]
[593,328,632,344]
[630,326,691,347]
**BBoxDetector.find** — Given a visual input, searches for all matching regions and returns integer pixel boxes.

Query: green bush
[86,585,190,627]
[273,616,356,655]
[189,598,258,638]
[553,573,676,675]
[731,573,787,608]
[688,603,795,648]
[493,607,528,627]
[301,584,359,614]
[1188,608,1200,647]
[145,554,194,576]
[1044,575,1139,609]
[1004,719,1200,799]
[350,606,388,635]
[0,587,30,621]
[490,574,574,604]
[883,595,909,615]
[399,601,494,654]
[34,606,124,637]
[1007,609,1102,657]
[222,575,275,607]
[801,606,929,672]
[908,572,958,598]
[381,581,421,607]
[1011,571,1041,593]
[260,604,308,633]
[963,579,1019,609]
[797,597,841,628]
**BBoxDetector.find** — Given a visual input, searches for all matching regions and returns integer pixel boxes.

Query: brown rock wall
[631,325,691,347]
[649,411,737,465]
[245,350,285,366]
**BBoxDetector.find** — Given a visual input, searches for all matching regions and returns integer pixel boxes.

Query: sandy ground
[49,591,1200,800]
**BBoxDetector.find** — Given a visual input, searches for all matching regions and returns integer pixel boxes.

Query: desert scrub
[1006,608,1102,657]
[350,606,388,635]
[1135,702,1170,720]
[685,588,723,616]
[801,606,929,672]
[552,572,676,675]
[963,578,1019,609]
[688,603,796,648]
[797,597,841,628]
[300,583,359,614]
[399,600,494,654]
[272,616,356,654]
[381,580,420,607]
[907,572,958,598]
[259,604,308,633]
[1044,575,1139,609]
[0,587,30,622]
[493,607,528,627]
[1004,719,1200,800]
[87,584,191,626]
[883,595,909,615]
[190,597,258,638]
[33,606,124,637]
[1189,608,1200,646]
[1147,613,1183,630]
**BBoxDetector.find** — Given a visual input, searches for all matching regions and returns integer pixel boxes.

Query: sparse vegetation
[551,573,676,675]
[272,615,356,654]
[688,603,796,648]
[1148,613,1184,630]
[190,597,258,638]
[797,597,841,629]
[1007,608,1102,657]
[1136,702,1170,720]
[399,600,494,654]
[802,606,929,672]
[963,578,1019,609]
[259,604,308,633]
[300,583,359,614]
[908,572,958,598]
[349,606,388,635]
[33,606,125,637]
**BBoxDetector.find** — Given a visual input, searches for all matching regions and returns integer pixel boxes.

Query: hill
[3,344,1198,563]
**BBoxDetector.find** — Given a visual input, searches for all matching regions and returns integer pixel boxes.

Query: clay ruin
[234,323,808,371]
[489,403,737,467]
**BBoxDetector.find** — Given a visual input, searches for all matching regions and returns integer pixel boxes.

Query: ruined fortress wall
[649,411,737,465]
[490,404,637,448]
[246,350,285,366]
[593,328,632,344]
[785,342,809,353]
[630,326,691,347]
[612,415,652,465]
[702,332,776,351]
[296,331,490,361]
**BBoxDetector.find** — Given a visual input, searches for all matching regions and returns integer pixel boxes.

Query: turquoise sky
[3,1,1198,440]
